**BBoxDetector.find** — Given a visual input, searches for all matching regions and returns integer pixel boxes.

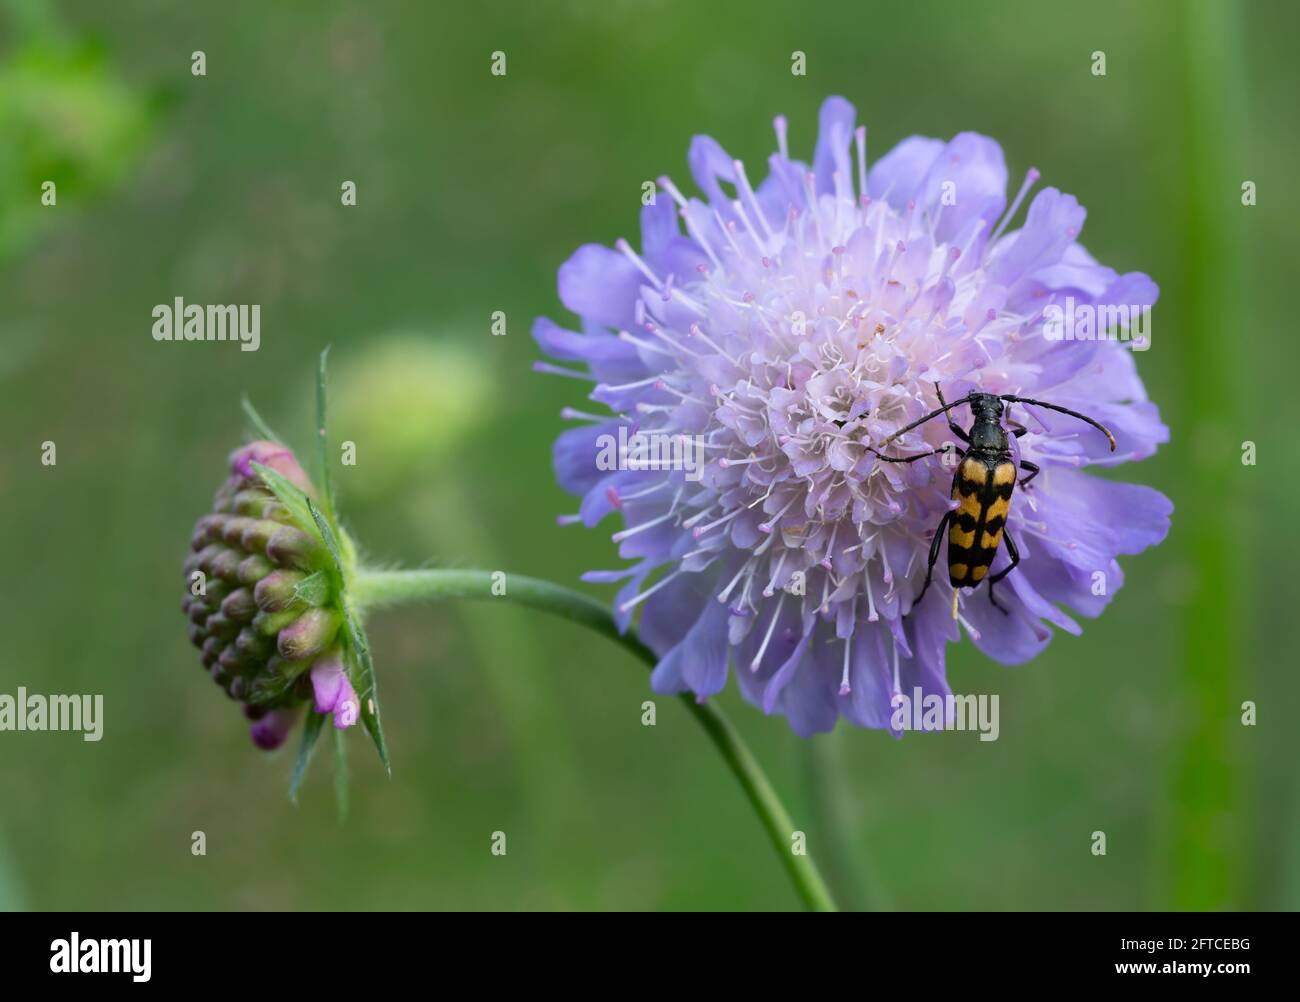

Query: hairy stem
[354,567,839,912]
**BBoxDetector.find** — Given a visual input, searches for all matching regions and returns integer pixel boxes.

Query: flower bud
[276,607,341,662]
[253,569,305,613]
[265,526,325,571]
[183,440,361,749]
[250,707,302,751]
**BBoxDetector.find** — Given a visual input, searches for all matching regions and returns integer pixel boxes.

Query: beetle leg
[1008,420,1029,439]
[911,510,951,613]
[868,444,961,464]
[986,531,1021,614]
[935,383,972,444]
[1017,460,1040,488]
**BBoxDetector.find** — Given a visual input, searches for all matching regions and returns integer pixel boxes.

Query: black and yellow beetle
[869,384,1116,614]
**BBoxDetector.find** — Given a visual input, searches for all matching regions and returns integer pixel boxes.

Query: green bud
[252,609,298,636]
[200,635,223,668]
[220,588,258,622]
[221,516,255,547]
[237,554,274,585]
[191,514,226,548]
[235,627,275,661]
[218,644,251,674]
[254,569,305,613]
[233,489,275,517]
[265,526,325,571]
[209,548,243,582]
[276,607,341,662]
[204,613,239,639]
[240,519,281,554]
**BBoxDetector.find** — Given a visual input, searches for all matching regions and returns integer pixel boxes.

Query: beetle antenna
[878,395,973,446]
[1000,395,1117,451]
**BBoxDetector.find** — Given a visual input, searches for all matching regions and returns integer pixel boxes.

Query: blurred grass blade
[315,347,337,522]
[241,396,284,445]
[333,726,350,822]
[290,709,326,804]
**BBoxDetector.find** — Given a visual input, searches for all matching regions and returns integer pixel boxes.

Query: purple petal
[558,244,644,330]
[867,136,944,207]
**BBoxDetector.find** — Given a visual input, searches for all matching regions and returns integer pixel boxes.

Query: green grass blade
[333,726,350,823]
[241,396,284,444]
[315,347,337,522]
[289,709,326,804]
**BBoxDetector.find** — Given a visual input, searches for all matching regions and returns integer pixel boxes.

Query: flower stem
[1170,0,1249,910]
[354,567,839,912]
[802,732,880,911]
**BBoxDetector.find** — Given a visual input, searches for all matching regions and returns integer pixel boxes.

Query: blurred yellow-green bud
[329,336,493,498]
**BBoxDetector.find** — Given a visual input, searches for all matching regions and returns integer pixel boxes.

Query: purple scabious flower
[535,96,1171,736]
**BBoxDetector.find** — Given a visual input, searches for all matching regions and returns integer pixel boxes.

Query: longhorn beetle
[868,384,1116,615]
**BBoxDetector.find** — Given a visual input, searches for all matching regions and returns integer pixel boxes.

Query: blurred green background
[0,0,1294,911]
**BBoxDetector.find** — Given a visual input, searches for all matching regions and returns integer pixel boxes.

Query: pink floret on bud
[249,707,301,750]
[229,440,313,494]
[310,650,361,730]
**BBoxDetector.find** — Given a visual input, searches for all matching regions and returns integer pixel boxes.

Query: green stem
[802,732,879,912]
[1169,0,1248,910]
[354,567,839,912]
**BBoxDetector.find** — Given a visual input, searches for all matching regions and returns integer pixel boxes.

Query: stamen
[560,406,613,423]
[534,361,596,381]
[691,506,743,539]
[758,495,797,533]
[750,592,787,670]
[763,549,789,598]
[615,238,664,290]
[618,569,684,614]
[864,567,878,622]
[733,160,775,241]
[854,126,867,204]
[656,174,689,208]
[611,510,676,542]
[773,115,789,160]
[989,167,1041,247]
[598,375,661,394]
[718,559,754,604]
